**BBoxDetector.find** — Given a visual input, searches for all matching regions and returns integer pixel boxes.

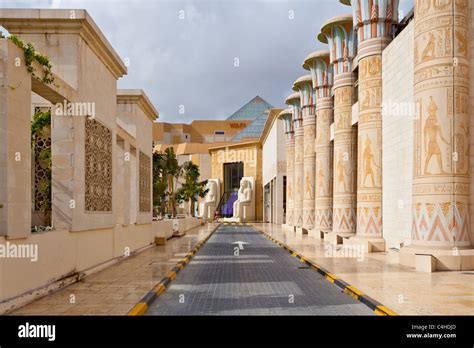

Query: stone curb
[127,223,221,316]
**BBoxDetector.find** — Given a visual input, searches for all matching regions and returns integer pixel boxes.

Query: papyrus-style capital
[318,14,356,77]
[340,0,399,57]
[292,75,315,119]
[285,92,302,129]
[302,50,333,103]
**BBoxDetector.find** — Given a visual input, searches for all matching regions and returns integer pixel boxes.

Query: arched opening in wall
[31,93,52,231]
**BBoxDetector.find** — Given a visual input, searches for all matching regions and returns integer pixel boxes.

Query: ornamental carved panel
[139,151,151,212]
[85,118,112,212]
[33,127,51,212]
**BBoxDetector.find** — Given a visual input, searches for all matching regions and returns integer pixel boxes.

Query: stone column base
[346,236,385,253]
[326,232,356,245]
[308,229,325,240]
[399,245,474,272]
[295,227,309,235]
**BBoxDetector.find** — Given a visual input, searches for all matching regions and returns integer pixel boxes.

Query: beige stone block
[415,254,436,273]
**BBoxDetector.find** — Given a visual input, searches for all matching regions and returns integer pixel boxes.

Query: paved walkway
[11,223,218,315]
[252,223,474,315]
[146,224,374,315]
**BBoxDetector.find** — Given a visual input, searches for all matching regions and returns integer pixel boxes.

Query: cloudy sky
[1,0,413,122]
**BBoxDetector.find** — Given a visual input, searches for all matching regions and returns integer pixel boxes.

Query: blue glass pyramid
[227,96,273,121]
[231,110,270,141]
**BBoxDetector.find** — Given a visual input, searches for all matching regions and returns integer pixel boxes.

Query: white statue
[233,178,252,219]
[200,179,219,221]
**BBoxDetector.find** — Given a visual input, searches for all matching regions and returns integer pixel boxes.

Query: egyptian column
[302,51,334,237]
[400,0,472,268]
[318,15,358,243]
[285,93,303,228]
[278,108,295,228]
[293,75,317,233]
[341,0,399,251]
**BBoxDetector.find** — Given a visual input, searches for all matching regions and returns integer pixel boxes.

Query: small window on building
[215,131,225,135]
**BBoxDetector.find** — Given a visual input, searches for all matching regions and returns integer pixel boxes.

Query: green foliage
[176,161,208,217]
[152,152,168,217]
[7,34,55,85]
[31,111,52,141]
[32,110,52,226]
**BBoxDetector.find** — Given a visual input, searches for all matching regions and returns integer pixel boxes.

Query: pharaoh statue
[199,180,219,221]
[233,178,252,219]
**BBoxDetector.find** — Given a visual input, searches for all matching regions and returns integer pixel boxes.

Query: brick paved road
[146,224,374,315]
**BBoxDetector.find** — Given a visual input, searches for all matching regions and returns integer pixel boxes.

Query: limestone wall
[382,20,415,248]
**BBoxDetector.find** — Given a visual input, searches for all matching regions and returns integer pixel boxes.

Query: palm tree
[163,147,181,218]
[152,152,168,218]
[176,161,208,217]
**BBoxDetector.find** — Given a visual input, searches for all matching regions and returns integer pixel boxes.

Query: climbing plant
[7,34,55,85]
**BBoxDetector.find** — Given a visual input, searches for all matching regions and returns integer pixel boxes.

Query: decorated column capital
[293,75,316,122]
[340,0,399,58]
[303,50,333,110]
[285,92,302,130]
[277,108,295,142]
[318,14,357,89]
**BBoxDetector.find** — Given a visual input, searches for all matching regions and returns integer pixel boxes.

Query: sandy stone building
[0,9,205,314]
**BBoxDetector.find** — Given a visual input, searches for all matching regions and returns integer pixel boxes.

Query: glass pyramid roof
[231,110,270,141]
[226,96,273,121]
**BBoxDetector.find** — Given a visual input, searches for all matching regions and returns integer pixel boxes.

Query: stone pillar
[319,15,358,243]
[0,40,32,239]
[286,93,303,228]
[400,0,473,269]
[278,109,295,228]
[293,75,316,233]
[303,51,334,236]
[342,0,399,251]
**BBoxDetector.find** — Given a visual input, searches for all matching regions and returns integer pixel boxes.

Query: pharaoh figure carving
[233,178,252,219]
[200,180,218,220]
[423,96,449,175]
[362,135,379,188]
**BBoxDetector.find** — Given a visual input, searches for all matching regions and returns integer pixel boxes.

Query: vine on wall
[2,33,55,85]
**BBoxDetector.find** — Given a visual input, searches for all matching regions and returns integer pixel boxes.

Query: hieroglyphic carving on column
[278,108,295,226]
[286,93,303,227]
[341,0,399,240]
[293,75,316,230]
[333,85,357,234]
[357,55,383,237]
[412,0,471,246]
[303,50,334,232]
[139,151,151,213]
[319,14,358,236]
[85,118,112,212]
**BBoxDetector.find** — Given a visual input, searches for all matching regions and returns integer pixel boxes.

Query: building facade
[281,0,474,272]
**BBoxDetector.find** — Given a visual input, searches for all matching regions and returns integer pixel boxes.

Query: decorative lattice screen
[139,151,151,212]
[33,128,51,212]
[85,118,112,212]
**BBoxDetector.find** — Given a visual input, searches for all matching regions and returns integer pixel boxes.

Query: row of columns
[280,0,472,255]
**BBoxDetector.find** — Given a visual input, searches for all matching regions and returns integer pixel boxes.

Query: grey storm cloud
[1,0,413,122]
